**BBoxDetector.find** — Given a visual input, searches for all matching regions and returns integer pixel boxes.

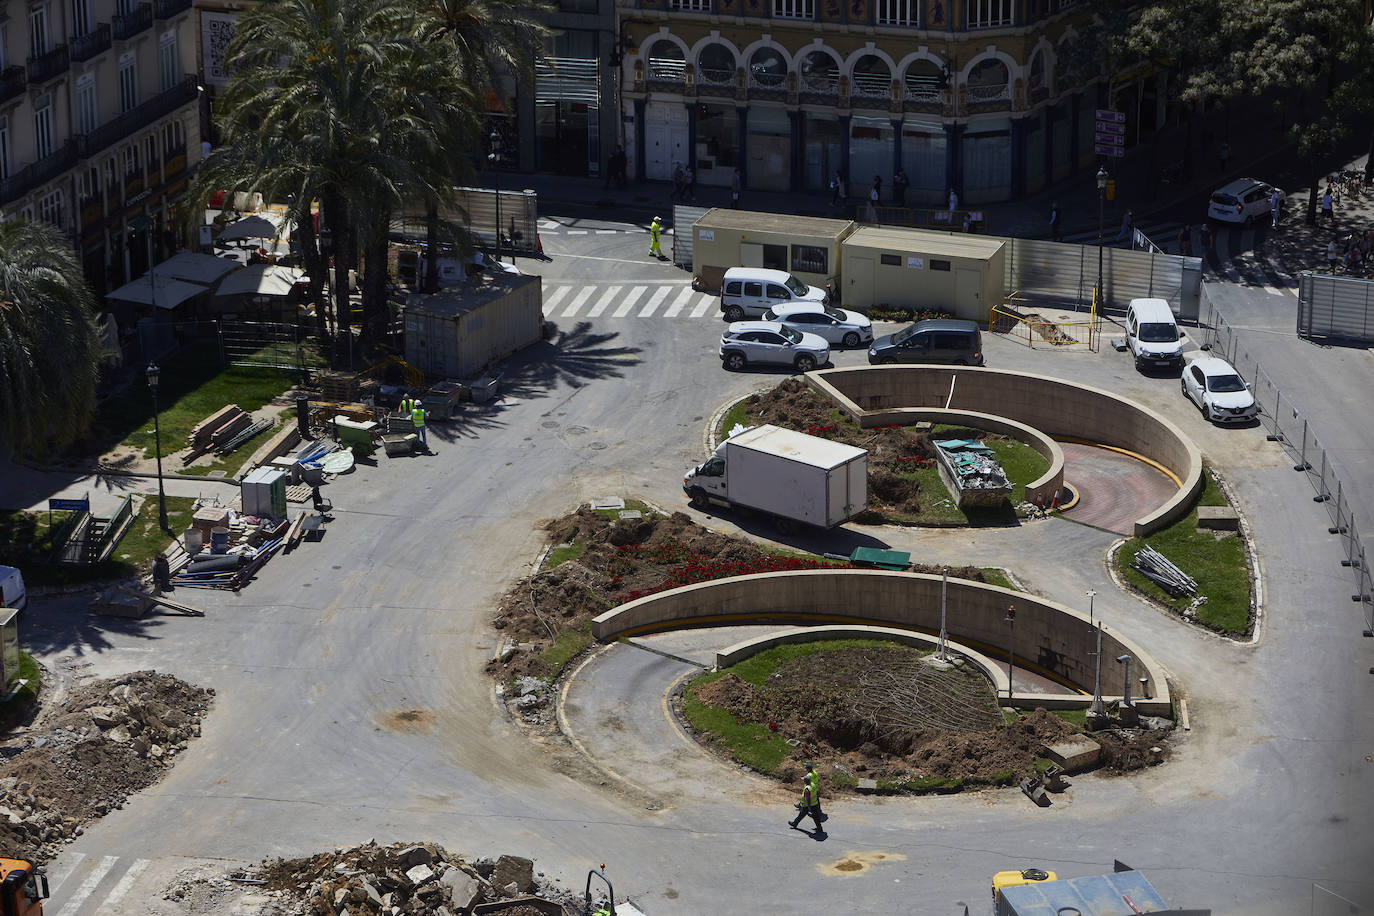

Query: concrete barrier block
[1197,506,1240,530]
[1043,734,1102,773]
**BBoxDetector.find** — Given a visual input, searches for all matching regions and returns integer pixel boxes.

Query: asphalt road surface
[28,218,1374,915]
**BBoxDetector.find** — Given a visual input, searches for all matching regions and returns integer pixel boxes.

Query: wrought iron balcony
[0,66,25,105]
[0,140,79,206]
[71,24,112,63]
[78,76,198,159]
[26,45,70,84]
[113,3,153,41]
[154,0,192,18]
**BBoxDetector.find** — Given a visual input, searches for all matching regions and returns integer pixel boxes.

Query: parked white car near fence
[761,302,873,347]
[1181,356,1259,424]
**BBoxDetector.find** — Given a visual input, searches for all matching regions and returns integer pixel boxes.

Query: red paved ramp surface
[1059,441,1179,535]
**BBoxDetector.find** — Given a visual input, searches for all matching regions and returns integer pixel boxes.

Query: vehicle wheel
[877,356,897,365]
[723,351,747,371]
[688,488,708,510]
[724,305,745,322]
[842,332,861,348]
[794,355,817,372]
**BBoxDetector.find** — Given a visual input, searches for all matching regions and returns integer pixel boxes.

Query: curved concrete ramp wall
[592,569,1171,716]
[807,365,1202,536]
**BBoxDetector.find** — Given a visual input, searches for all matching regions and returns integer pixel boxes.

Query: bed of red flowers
[607,541,844,602]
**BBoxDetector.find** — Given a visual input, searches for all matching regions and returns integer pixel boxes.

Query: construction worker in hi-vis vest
[411,404,427,447]
[648,216,664,258]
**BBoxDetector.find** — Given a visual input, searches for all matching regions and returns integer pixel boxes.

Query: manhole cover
[589,497,624,510]
[564,426,588,435]
[588,441,608,450]
[618,510,642,520]
[541,420,559,429]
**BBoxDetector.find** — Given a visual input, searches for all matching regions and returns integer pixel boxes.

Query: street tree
[0,220,102,458]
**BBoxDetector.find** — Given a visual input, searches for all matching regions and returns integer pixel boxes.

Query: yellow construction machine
[0,858,49,916]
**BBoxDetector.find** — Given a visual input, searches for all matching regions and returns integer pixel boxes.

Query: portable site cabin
[840,227,1006,321]
[692,209,857,294]
[404,272,543,379]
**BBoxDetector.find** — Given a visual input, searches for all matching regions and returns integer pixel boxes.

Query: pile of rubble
[257,842,585,915]
[0,670,214,862]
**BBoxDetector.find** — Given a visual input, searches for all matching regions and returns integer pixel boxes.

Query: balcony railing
[153,0,192,18]
[0,66,25,105]
[966,82,1011,112]
[112,3,153,41]
[27,45,70,84]
[0,139,79,206]
[71,24,112,63]
[78,75,198,159]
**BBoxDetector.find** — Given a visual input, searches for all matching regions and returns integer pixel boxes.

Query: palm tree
[0,219,102,458]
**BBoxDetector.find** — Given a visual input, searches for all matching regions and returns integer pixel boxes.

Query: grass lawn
[88,347,296,460]
[979,568,1015,591]
[885,428,1051,526]
[1114,471,1249,635]
[179,421,282,477]
[0,509,70,568]
[0,652,41,730]
[539,625,594,680]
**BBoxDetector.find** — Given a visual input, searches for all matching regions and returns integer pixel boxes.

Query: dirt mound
[0,670,213,863]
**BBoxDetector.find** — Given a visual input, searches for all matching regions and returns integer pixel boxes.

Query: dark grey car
[867,319,984,366]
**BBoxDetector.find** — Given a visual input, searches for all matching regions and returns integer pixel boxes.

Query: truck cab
[1,858,49,916]
[683,449,728,508]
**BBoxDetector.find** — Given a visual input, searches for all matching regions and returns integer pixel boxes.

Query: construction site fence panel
[671,204,711,269]
[394,186,540,257]
[1297,271,1374,344]
[989,295,1099,351]
[1001,238,1201,320]
[1201,288,1374,634]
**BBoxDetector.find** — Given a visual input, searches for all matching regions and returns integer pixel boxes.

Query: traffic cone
[1035,495,1044,511]
[1050,489,1061,510]
[536,232,544,258]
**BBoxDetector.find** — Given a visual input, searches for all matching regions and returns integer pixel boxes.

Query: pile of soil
[487,507,991,685]
[0,670,214,863]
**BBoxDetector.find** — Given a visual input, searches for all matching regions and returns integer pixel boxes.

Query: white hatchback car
[761,302,873,348]
[1207,178,1284,226]
[719,321,830,372]
[1181,357,1258,424]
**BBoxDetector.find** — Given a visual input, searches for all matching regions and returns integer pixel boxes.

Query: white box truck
[0,565,26,612]
[682,425,868,530]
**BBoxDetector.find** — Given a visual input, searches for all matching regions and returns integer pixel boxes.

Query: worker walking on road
[411,402,428,448]
[806,762,824,820]
[789,763,824,834]
[649,216,664,258]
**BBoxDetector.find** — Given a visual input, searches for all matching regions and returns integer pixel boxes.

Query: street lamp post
[488,130,502,264]
[146,363,170,532]
[1004,604,1016,702]
[1116,654,1134,708]
[938,567,949,662]
[1099,165,1110,307]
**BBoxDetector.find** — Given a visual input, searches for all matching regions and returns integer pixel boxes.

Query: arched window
[697,43,735,85]
[967,58,1009,101]
[1028,50,1046,91]
[748,47,786,87]
[851,54,891,98]
[646,40,686,82]
[800,50,838,92]
[903,59,942,102]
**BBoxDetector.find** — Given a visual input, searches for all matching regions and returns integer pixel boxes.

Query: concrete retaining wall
[592,569,1171,715]
[807,365,1202,535]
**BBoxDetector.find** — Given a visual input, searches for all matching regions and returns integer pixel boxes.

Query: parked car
[719,321,830,372]
[867,319,983,366]
[1181,356,1258,424]
[719,267,828,322]
[1208,178,1283,226]
[761,302,873,347]
[1125,298,1184,371]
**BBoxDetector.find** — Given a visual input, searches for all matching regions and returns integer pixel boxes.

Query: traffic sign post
[1095,109,1125,159]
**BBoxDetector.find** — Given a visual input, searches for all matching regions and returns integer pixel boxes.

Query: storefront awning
[214,264,306,297]
[105,273,208,309]
[154,250,241,285]
[217,212,293,243]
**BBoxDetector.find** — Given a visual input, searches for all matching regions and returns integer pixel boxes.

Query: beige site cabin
[840,227,1006,320]
[691,208,856,293]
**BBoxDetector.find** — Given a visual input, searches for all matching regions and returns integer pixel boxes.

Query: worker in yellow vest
[399,393,415,414]
[806,762,823,819]
[411,402,427,447]
[648,216,664,258]
[788,763,823,833]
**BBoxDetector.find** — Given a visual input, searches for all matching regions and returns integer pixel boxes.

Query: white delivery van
[719,267,828,322]
[0,566,26,612]
[1125,298,1184,371]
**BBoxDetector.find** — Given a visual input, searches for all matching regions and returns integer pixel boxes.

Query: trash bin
[471,373,503,404]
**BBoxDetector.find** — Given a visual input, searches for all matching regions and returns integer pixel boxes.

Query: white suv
[719,321,830,372]
[1208,178,1283,226]
[1181,357,1258,424]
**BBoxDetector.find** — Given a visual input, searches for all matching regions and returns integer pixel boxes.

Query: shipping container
[841,227,1006,320]
[404,273,543,380]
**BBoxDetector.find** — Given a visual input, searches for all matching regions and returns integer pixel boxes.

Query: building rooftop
[695,208,856,237]
[847,226,1006,258]
[405,270,539,318]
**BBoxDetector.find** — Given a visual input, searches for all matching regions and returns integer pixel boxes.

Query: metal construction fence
[989,291,1101,351]
[671,204,711,270]
[1297,271,1374,344]
[394,186,541,257]
[1201,289,1374,633]
[1001,238,1202,321]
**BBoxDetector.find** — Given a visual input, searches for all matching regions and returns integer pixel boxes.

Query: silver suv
[719,321,830,372]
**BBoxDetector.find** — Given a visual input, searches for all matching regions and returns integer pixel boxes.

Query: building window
[880,253,901,266]
[77,76,98,134]
[29,7,50,56]
[123,143,139,178]
[645,40,685,82]
[670,0,711,8]
[0,25,8,70]
[34,101,53,159]
[968,0,1013,28]
[39,189,62,226]
[72,0,92,36]
[144,134,158,170]
[771,0,814,19]
[162,118,184,153]
[931,259,951,271]
[791,245,828,274]
[0,118,9,180]
[115,0,131,16]
[876,0,918,27]
[119,54,138,112]
[159,31,177,91]
[79,166,98,200]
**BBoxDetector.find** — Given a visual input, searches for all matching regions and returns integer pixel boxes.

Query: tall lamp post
[146,363,170,532]
[488,129,502,264]
[1004,604,1016,702]
[1095,166,1108,308]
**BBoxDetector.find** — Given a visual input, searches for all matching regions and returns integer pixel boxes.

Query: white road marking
[102,859,150,910]
[596,229,619,235]
[565,230,587,235]
[543,286,571,312]
[639,286,672,317]
[585,285,621,318]
[55,855,118,916]
[45,854,86,896]
[560,286,595,317]
[663,286,695,318]
[690,294,715,318]
[614,286,647,318]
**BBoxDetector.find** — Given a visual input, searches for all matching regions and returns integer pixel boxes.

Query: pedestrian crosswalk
[542,280,721,321]
[44,852,148,915]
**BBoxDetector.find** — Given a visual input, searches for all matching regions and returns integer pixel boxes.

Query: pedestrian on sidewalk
[893,167,910,207]
[868,176,882,222]
[806,762,824,820]
[1270,188,1282,228]
[614,147,628,188]
[948,187,959,212]
[730,169,741,209]
[670,162,684,201]
[648,216,664,258]
[1327,238,1340,272]
[829,170,842,206]
[684,165,696,201]
[1321,186,1336,225]
[789,767,824,834]
[1199,222,1213,255]
[1178,224,1193,256]
[1218,140,1230,175]
[1115,209,1133,245]
[1049,202,1062,242]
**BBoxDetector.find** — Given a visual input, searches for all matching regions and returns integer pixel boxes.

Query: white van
[719,267,827,322]
[1125,298,1184,371]
[0,566,26,612]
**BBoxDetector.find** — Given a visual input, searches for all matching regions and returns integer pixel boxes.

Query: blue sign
[48,498,89,512]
